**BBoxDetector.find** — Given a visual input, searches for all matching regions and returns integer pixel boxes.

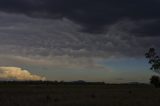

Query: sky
[0,0,159,83]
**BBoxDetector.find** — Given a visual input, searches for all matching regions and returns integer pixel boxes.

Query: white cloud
[0,66,46,81]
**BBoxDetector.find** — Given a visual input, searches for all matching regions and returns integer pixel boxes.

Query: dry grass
[0,84,159,106]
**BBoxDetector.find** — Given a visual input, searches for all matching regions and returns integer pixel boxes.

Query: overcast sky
[0,0,159,83]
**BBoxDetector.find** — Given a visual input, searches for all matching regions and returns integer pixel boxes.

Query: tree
[145,48,160,87]
[145,48,160,73]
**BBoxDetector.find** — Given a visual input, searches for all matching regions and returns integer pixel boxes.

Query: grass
[0,83,159,106]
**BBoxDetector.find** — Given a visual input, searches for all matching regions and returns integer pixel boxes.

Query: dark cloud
[0,1,159,59]
[0,0,160,35]
[0,12,159,58]
[131,20,160,36]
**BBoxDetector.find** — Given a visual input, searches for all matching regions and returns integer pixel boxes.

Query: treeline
[0,80,106,85]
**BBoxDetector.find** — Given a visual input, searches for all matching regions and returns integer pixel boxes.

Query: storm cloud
[0,1,159,66]
[0,0,159,35]
[0,1,159,82]
[0,12,159,58]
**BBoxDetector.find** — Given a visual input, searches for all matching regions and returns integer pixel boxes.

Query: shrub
[150,76,160,87]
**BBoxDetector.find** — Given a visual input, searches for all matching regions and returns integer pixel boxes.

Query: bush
[150,76,160,88]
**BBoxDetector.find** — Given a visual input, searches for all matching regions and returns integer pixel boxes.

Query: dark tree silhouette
[145,48,160,73]
[146,48,160,87]
[150,76,160,87]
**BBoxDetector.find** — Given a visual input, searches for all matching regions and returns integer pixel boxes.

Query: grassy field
[0,84,159,106]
